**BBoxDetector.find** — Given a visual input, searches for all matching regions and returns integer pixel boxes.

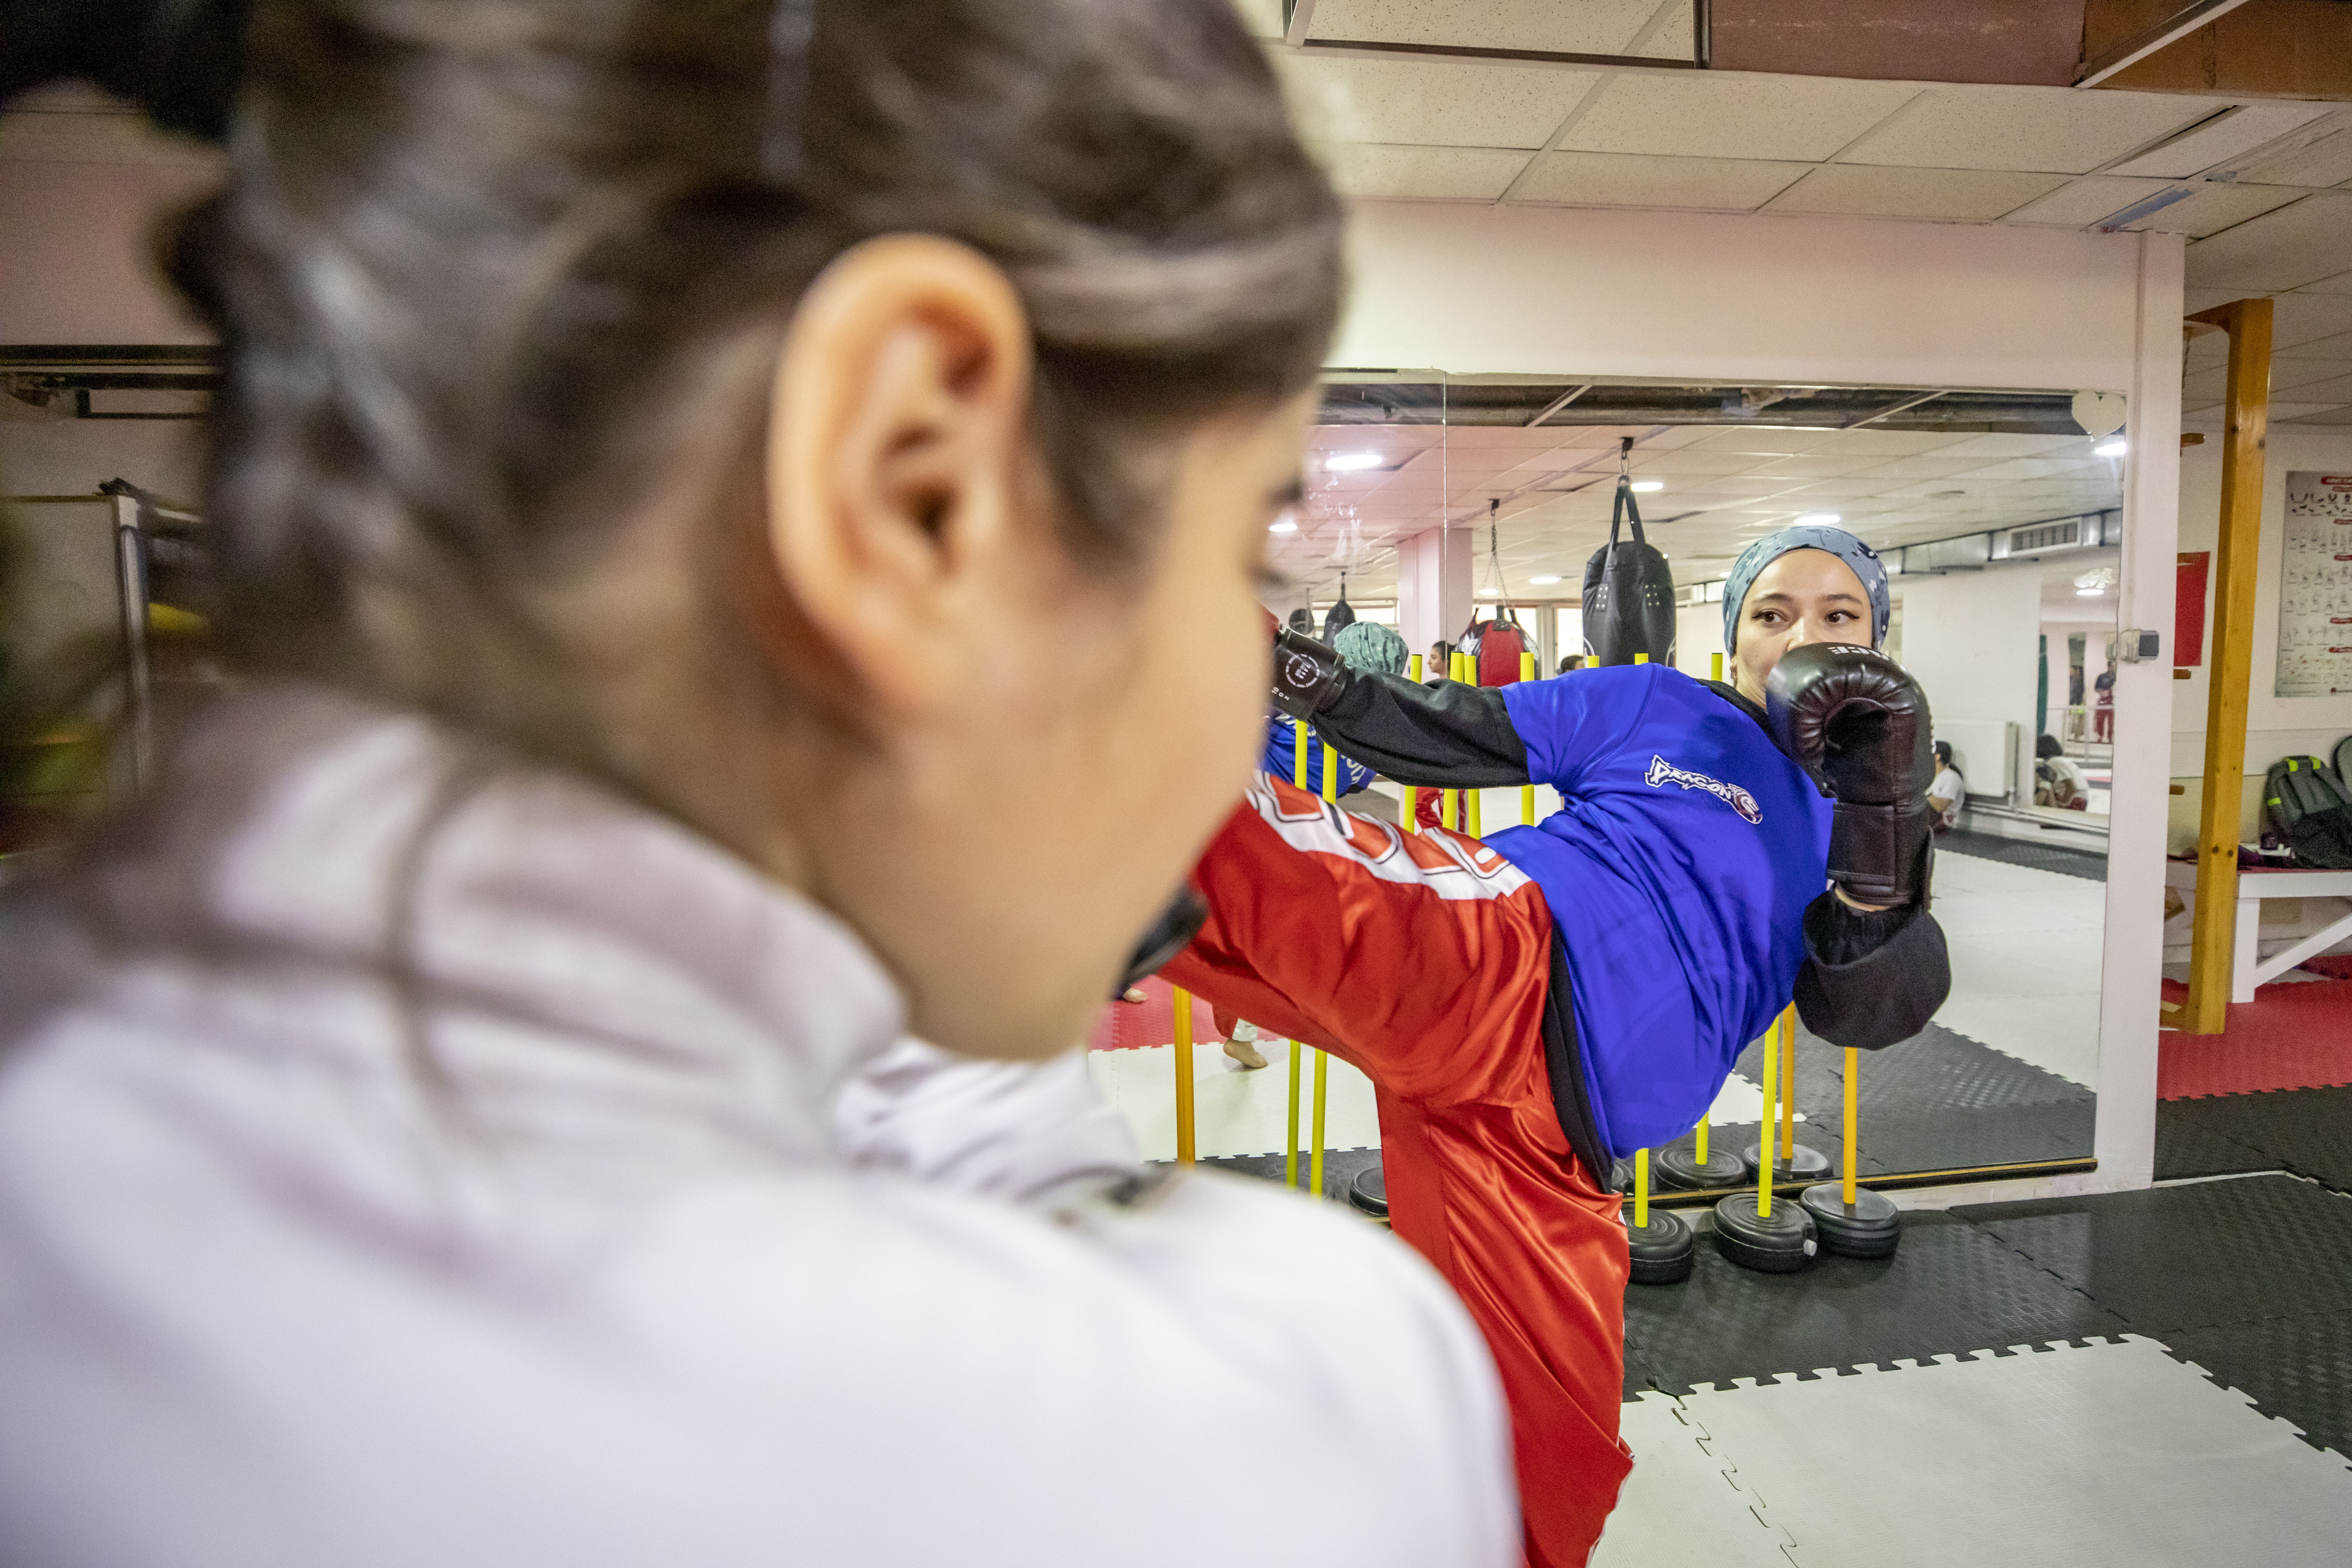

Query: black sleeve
[1313,673,1529,788]
[1791,892,1951,1050]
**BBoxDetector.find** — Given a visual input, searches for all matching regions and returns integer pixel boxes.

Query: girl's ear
[763,235,1034,716]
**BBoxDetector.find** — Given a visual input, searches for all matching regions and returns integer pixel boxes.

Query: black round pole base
[1655,1145,1749,1191]
[1741,1140,1833,1186]
[1610,1158,1634,1193]
[1348,1162,1389,1219]
[1799,1183,1900,1258]
[1624,1207,1696,1285]
[1711,1192,1818,1273]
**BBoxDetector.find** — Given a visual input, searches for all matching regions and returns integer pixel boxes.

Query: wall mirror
[1242,371,2127,1196]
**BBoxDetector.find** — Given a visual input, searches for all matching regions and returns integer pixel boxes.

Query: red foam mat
[1087,975,1231,1053]
[2160,975,2352,1099]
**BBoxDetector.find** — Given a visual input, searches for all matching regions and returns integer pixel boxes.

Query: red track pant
[1162,774,1633,1567]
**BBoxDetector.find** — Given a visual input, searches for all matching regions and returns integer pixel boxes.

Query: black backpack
[1582,473,1677,667]
[2264,755,2352,870]
[2333,733,2351,787]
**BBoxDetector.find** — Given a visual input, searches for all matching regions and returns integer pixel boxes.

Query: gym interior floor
[1091,825,2352,1561]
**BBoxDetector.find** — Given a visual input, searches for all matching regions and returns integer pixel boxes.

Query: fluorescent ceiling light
[2077,586,2106,597]
[1268,518,1297,533]
[1477,587,1499,598]
[1630,480,1665,493]
[2095,438,2127,457]
[1323,452,1383,472]
[1529,574,1562,585]
[1794,511,1841,526]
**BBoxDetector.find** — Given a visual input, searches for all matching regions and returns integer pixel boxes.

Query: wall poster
[2276,471,2352,698]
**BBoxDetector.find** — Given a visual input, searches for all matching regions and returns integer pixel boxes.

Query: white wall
[1898,567,2048,803]
[1333,202,2143,393]
[2171,430,2352,840]
[1394,524,1471,659]
[1672,600,1722,682]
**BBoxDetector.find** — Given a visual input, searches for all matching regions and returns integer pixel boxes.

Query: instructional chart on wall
[2276,471,2352,698]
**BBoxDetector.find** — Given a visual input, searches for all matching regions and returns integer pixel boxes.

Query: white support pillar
[1396,524,1472,664]
[2090,230,2187,1194]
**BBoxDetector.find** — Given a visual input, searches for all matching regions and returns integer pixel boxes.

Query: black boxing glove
[1271,627,1351,721]
[1766,643,1935,909]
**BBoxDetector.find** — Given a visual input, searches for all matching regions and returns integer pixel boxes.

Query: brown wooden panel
[2092,0,2352,99]
[1708,0,2087,86]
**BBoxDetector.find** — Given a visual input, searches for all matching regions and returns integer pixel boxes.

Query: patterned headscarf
[1722,526,1890,654]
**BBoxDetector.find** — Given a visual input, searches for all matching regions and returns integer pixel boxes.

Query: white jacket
[0,688,1516,1568]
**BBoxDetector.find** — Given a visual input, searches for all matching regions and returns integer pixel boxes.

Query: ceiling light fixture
[1529,573,1562,585]
[2094,438,2127,458]
[1268,518,1297,533]
[1323,452,1383,472]
[1477,587,1499,598]
[2076,586,2105,597]
[1630,480,1665,493]
[1794,511,1841,526]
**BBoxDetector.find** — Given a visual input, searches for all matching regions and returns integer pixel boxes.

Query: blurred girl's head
[168,0,1342,1057]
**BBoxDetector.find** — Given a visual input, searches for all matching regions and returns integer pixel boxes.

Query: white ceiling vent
[2004,518,2087,556]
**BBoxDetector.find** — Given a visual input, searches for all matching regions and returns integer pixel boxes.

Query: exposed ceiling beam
[1282,0,1316,49]
[1526,385,1594,428]
[2076,0,2258,88]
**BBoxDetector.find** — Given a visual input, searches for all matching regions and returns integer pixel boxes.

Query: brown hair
[151,0,1339,771]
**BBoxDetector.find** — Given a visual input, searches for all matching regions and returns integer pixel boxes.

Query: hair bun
[0,0,248,141]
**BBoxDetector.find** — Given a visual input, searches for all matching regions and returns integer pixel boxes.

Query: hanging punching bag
[1582,472,1677,667]
[1323,577,1357,641]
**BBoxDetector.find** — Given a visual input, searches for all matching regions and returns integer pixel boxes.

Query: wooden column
[2182,297,2273,1036]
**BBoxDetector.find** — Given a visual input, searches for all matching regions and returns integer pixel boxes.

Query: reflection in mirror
[1272,377,2123,1189]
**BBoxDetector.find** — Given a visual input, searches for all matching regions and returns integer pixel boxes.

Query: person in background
[0,4,1518,1565]
[2035,733,2091,810]
[1556,654,1584,675]
[2094,660,2116,742]
[1928,740,1966,832]
[1426,640,1455,685]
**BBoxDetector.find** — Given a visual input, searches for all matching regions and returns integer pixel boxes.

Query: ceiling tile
[1558,71,1919,163]
[2105,102,2334,180]
[1508,150,1809,210]
[2185,193,2352,294]
[2279,406,2352,425]
[1853,456,1996,480]
[1231,0,1286,39]
[1622,449,1769,475]
[2270,359,2352,391]
[2128,181,2316,238]
[2237,125,2352,189]
[1838,85,2229,175]
[2182,366,2228,404]
[2273,294,2352,349]
[1764,165,2068,223]
[2280,331,2352,361]
[1277,55,1600,149]
[1303,0,1662,54]
[1326,143,1532,199]
[2299,272,2352,294]
[2265,371,2352,405]
[1754,453,1890,479]
[1630,0,1697,61]
[2002,175,2177,229]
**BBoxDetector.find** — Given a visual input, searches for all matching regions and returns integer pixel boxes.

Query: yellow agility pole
[1779,1005,1797,1164]
[1322,734,1338,804]
[1447,651,1469,831]
[1694,1110,1709,1166]
[1711,652,1723,681]
[1309,1047,1329,1198]
[1633,1147,1650,1229]
[1520,649,1536,826]
[1286,1038,1302,1189]
[1173,987,1196,1166]
[1293,716,1308,790]
[1402,656,1421,832]
[1843,1047,1859,1207]
[1634,652,1648,665]
[1757,1014,1777,1219]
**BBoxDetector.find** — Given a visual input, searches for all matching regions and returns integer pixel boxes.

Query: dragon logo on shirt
[1643,755,1763,824]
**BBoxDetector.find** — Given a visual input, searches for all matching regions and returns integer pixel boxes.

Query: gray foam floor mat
[1954,1175,2352,1335]
[1188,1145,1383,1204]
[1937,827,2109,882]
[2162,1308,2352,1461]
[1623,1211,2128,1397]
[2156,1086,2352,1193]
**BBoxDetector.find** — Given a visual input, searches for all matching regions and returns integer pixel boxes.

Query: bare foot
[1223,1036,1268,1070]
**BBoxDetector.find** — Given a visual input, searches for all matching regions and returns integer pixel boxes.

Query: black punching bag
[1582,473,1676,667]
